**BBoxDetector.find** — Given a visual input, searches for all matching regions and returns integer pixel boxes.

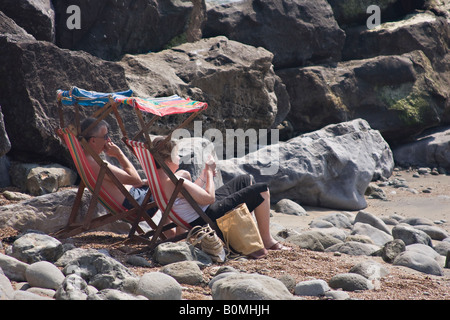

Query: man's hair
[80,118,110,140]
[152,136,177,169]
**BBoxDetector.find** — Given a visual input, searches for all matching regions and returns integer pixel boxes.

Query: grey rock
[309,220,334,229]
[277,274,296,292]
[204,0,345,69]
[392,224,433,247]
[153,242,196,265]
[349,261,389,280]
[10,232,63,264]
[345,234,375,244]
[55,274,90,300]
[213,266,240,277]
[311,227,348,242]
[54,248,101,267]
[324,290,350,300]
[121,36,288,139]
[53,0,192,60]
[219,119,394,211]
[87,289,147,300]
[325,241,380,256]
[365,182,387,200]
[320,212,352,229]
[25,261,65,290]
[0,189,124,235]
[286,233,324,252]
[351,222,393,247]
[10,162,76,196]
[62,251,138,291]
[0,0,55,42]
[153,241,212,266]
[278,50,445,145]
[135,272,182,300]
[354,211,391,234]
[0,273,14,300]
[301,230,344,249]
[413,225,449,241]
[13,290,54,300]
[380,216,399,226]
[273,199,307,216]
[434,241,450,256]
[329,273,374,291]
[393,251,444,276]
[406,244,440,260]
[393,125,450,171]
[160,261,204,285]
[125,255,153,268]
[208,272,238,289]
[0,253,29,282]
[211,273,293,300]
[400,217,434,226]
[25,287,56,299]
[380,239,406,263]
[294,279,330,297]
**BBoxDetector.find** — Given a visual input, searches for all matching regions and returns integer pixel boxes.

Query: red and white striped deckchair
[53,127,159,240]
[126,139,221,250]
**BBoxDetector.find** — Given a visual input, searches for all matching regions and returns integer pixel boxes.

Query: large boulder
[343,11,450,65]
[0,189,130,234]
[0,36,129,165]
[278,50,448,144]
[204,0,346,68]
[120,36,290,136]
[62,250,139,291]
[327,0,426,27]
[219,118,394,210]
[0,10,36,42]
[393,125,450,170]
[52,0,194,61]
[0,0,55,42]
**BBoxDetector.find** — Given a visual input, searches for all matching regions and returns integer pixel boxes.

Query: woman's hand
[205,154,217,177]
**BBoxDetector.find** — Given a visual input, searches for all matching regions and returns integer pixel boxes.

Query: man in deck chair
[80,118,158,220]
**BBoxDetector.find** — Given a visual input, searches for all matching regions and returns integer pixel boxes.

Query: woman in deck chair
[153,136,290,259]
[80,118,157,217]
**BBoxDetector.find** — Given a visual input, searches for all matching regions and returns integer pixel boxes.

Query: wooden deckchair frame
[124,107,223,251]
[53,95,164,244]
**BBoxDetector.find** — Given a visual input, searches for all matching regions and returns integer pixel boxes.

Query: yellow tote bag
[216,203,265,255]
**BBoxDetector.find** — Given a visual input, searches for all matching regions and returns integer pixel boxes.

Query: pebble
[160,261,204,285]
[135,272,182,300]
[25,261,65,290]
[294,279,330,296]
[329,273,374,291]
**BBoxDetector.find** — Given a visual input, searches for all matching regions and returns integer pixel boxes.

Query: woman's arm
[183,164,216,206]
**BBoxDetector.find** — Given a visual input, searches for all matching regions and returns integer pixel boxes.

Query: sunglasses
[88,134,109,140]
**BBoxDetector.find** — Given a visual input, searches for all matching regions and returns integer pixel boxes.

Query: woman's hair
[152,136,177,169]
[80,118,110,140]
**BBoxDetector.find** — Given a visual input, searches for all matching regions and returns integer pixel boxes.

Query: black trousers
[189,174,268,227]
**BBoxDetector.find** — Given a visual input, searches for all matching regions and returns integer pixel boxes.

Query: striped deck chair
[53,127,160,240]
[126,139,221,250]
